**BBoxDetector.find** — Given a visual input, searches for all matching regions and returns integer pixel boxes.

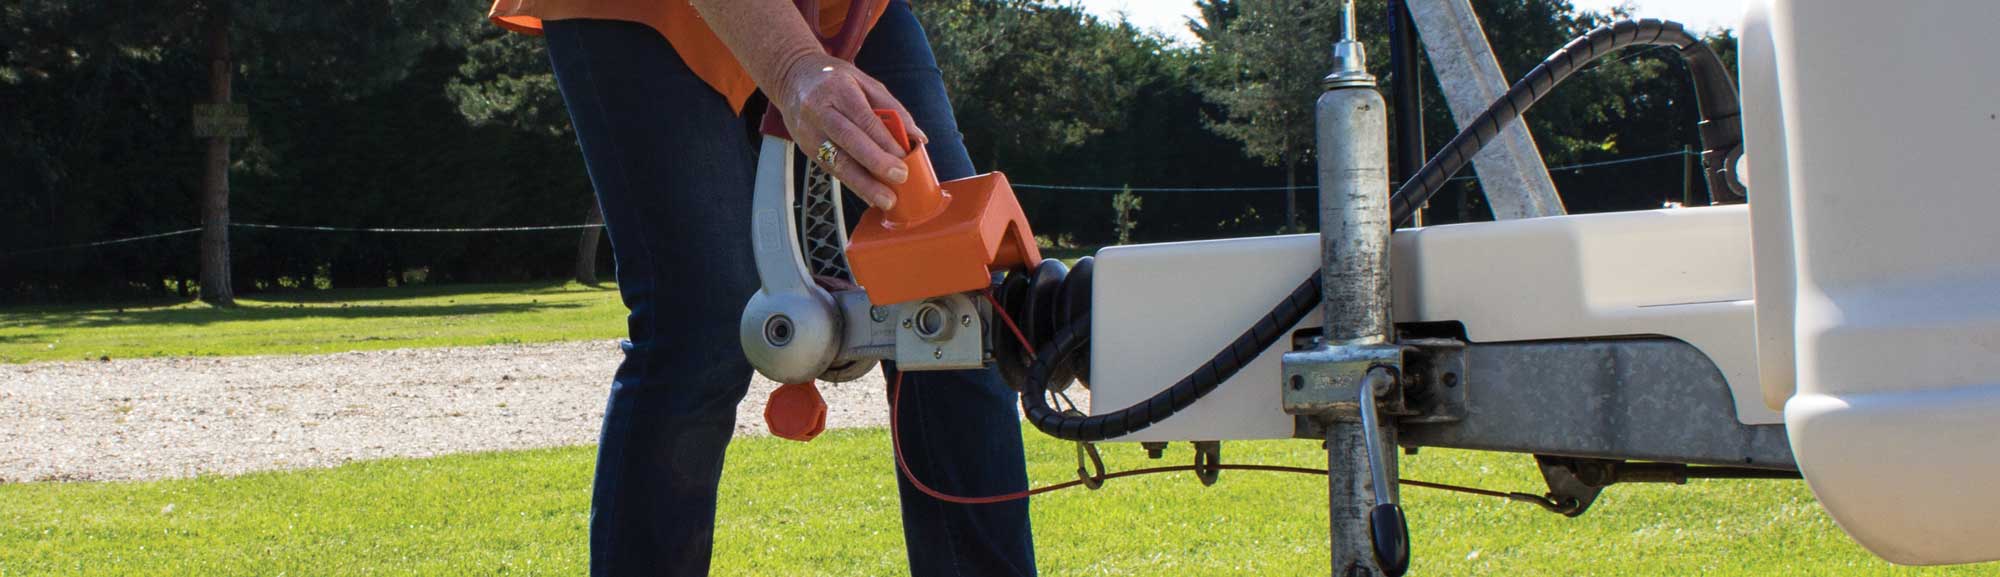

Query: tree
[1196,0,1369,232]
[2,1,209,301]
[1188,0,1241,44]
[0,0,1740,301]
[447,30,570,138]
[447,28,602,284]
[197,2,236,304]
[920,0,1140,169]
[202,0,470,301]
[3,1,476,301]
[1423,0,1728,219]
[1194,0,1711,226]
[1111,185,1142,244]
[919,0,1214,241]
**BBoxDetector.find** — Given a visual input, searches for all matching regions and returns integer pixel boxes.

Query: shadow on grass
[0,332,48,344]
[260,281,615,304]
[1,282,616,330]
[17,302,594,330]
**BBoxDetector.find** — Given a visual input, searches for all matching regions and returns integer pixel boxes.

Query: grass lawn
[4,282,1991,574]
[2,430,1988,576]
[0,282,627,363]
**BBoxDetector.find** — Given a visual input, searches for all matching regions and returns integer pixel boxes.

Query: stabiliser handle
[1358,368,1410,576]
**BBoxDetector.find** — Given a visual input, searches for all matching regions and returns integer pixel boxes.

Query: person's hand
[775,53,927,210]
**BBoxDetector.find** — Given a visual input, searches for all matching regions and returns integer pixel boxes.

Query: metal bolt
[1372,371,1397,397]
[903,318,914,329]
[763,315,795,347]
[933,348,943,359]
[960,315,972,327]
[870,306,890,323]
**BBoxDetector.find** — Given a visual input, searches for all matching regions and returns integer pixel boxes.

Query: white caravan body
[1090,0,2000,565]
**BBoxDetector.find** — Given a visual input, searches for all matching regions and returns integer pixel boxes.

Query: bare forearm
[688,0,824,110]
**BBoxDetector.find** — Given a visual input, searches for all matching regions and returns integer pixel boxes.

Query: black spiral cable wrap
[1017,276,1322,441]
[1016,19,1746,442]
[1390,18,1745,221]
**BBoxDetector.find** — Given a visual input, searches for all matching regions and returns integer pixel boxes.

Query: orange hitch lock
[847,110,1042,306]
[765,111,1040,443]
[758,2,1036,443]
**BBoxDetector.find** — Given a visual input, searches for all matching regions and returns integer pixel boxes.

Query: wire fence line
[1015,148,1696,192]
[1,223,603,259]
[0,228,205,259]
[5,149,1699,257]
[230,222,603,233]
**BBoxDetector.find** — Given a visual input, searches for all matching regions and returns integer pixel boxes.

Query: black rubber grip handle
[1368,502,1416,572]
[1370,503,1410,577]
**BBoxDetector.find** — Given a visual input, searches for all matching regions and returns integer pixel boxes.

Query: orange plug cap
[872,110,947,226]
[848,111,1041,306]
[765,381,828,442]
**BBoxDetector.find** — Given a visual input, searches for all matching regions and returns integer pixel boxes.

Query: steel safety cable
[890,372,1561,507]
[889,311,1564,509]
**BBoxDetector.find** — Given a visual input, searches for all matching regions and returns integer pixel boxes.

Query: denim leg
[544,19,760,577]
[859,4,1038,577]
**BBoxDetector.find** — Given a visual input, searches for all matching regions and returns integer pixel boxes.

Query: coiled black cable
[1019,19,1745,442]
[1391,18,1745,220]
[1020,276,1321,441]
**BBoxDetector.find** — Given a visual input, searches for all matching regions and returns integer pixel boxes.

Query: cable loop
[1192,441,1222,486]
[1074,439,1107,490]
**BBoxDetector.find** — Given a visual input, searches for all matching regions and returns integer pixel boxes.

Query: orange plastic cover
[846,110,1041,305]
[765,381,828,442]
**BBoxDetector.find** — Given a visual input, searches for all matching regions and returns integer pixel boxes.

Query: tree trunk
[574,203,605,285]
[198,3,235,306]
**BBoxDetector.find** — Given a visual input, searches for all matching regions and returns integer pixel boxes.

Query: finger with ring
[817,140,841,169]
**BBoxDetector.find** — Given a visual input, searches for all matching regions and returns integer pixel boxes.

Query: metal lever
[741,136,844,385]
[1358,368,1410,577]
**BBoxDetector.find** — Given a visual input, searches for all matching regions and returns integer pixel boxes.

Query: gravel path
[0,340,926,483]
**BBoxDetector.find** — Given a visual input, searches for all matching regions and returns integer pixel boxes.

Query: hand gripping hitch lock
[743,106,1041,441]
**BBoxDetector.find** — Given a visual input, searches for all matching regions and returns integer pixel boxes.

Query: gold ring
[816,140,839,169]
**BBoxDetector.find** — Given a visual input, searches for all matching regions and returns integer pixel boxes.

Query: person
[483,1,1038,575]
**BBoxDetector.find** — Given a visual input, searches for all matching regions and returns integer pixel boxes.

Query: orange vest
[489,0,889,113]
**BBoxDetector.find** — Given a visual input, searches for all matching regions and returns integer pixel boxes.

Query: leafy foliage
[448,29,569,136]
[3,0,1739,301]
[1197,0,1344,168]
[923,0,1141,166]
[1111,186,1142,245]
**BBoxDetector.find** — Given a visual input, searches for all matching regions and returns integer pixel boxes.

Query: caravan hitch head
[739,110,1042,386]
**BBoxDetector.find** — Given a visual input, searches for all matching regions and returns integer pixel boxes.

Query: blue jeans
[543,4,1036,576]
